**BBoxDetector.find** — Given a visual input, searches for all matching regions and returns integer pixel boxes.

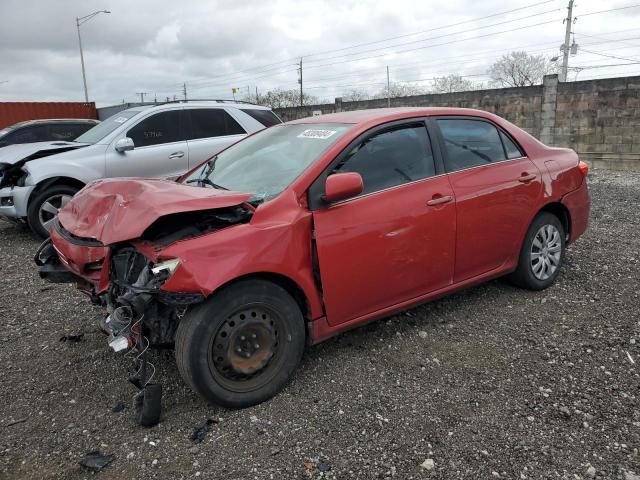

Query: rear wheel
[27,185,78,238]
[175,279,305,408]
[509,212,565,290]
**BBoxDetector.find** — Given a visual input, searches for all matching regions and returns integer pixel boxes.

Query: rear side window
[186,109,246,140]
[127,111,182,147]
[335,124,436,195]
[437,119,510,172]
[240,108,282,127]
[4,125,48,144]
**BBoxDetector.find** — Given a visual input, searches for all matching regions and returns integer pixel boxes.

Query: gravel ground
[0,171,639,480]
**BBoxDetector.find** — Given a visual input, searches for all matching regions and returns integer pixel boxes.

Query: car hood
[57,178,252,245]
[0,141,89,166]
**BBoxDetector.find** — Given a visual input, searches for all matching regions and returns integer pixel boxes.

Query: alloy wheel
[530,224,562,281]
[38,194,72,232]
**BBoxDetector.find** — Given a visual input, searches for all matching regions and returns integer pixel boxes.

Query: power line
[302,0,558,60]
[303,8,562,66]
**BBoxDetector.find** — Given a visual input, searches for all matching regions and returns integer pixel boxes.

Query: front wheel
[27,185,78,238]
[175,279,306,408]
[509,212,565,290]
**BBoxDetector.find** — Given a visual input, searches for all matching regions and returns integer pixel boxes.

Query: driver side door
[310,120,456,326]
[106,109,189,178]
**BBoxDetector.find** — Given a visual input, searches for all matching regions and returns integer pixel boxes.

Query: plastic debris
[317,462,332,472]
[191,417,220,443]
[60,333,84,342]
[79,451,114,471]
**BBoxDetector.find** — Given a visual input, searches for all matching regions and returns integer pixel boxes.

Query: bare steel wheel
[175,279,305,408]
[509,211,565,291]
[530,224,562,281]
[210,305,284,392]
[27,184,79,239]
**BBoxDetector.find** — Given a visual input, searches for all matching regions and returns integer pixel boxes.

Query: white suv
[0,101,281,237]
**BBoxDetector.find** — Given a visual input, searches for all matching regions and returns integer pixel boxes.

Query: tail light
[578,160,589,177]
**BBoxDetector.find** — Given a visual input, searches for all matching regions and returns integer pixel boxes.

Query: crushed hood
[57,178,252,245]
[0,141,89,166]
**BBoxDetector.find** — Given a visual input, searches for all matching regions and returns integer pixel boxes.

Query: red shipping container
[0,102,97,129]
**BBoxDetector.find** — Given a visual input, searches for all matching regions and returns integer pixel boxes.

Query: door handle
[426,195,453,206]
[169,151,185,159]
[518,173,537,182]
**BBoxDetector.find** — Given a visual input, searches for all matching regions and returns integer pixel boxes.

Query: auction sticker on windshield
[297,129,337,139]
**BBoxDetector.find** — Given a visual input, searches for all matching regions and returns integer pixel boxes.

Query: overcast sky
[1,0,639,107]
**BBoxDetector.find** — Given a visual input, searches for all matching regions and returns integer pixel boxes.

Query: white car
[0,101,281,237]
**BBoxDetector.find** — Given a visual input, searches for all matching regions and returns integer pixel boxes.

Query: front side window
[334,124,435,195]
[438,118,521,172]
[187,109,246,140]
[183,123,351,203]
[127,110,182,147]
[49,124,80,141]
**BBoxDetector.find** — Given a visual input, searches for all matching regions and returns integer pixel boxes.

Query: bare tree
[243,88,319,109]
[342,89,370,101]
[489,51,557,87]
[373,82,425,99]
[431,74,476,93]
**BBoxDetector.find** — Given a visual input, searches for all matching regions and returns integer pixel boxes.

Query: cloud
[0,0,639,107]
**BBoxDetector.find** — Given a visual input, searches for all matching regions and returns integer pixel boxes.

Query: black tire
[509,212,565,290]
[27,184,78,239]
[175,279,305,408]
[134,383,162,427]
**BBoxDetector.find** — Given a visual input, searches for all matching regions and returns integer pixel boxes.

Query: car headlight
[151,258,181,276]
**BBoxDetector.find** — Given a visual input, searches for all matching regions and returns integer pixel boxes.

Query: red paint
[0,102,97,129]
[57,178,252,245]
[323,172,364,203]
[48,107,590,344]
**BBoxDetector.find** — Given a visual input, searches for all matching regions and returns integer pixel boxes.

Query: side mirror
[115,137,135,152]
[323,172,364,203]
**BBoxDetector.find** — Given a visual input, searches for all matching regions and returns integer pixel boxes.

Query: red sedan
[36,108,590,418]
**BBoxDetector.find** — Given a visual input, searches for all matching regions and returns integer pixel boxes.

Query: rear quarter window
[240,109,282,127]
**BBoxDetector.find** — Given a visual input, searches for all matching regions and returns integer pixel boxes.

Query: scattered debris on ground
[78,451,114,472]
[0,172,639,478]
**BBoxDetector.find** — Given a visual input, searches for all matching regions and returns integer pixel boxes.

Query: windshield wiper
[185,178,228,190]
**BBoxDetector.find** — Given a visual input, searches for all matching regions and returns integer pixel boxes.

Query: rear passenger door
[107,109,189,178]
[183,108,247,168]
[433,117,542,282]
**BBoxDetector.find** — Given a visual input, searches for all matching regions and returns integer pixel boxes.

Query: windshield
[74,110,140,144]
[183,123,351,203]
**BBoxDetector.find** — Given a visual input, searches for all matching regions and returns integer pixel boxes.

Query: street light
[76,10,110,102]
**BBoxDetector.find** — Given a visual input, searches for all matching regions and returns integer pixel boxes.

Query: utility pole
[183,82,187,100]
[386,66,391,108]
[255,86,259,104]
[136,92,147,103]
[560,0,574,82]
[298,58,303,107]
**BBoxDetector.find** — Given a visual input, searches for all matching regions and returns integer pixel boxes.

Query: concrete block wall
[275,74,640,171]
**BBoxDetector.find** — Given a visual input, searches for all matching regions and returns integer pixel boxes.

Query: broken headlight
[151,258,181,276]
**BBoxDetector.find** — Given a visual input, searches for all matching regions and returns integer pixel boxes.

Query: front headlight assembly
[151,258,181,276]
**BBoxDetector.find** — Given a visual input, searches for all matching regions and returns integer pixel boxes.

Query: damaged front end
[35,195,254,426]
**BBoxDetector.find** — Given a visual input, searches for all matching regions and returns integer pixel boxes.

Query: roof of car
[287,107,499,125]
[7,118,99,129]
[147,100,274,111]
